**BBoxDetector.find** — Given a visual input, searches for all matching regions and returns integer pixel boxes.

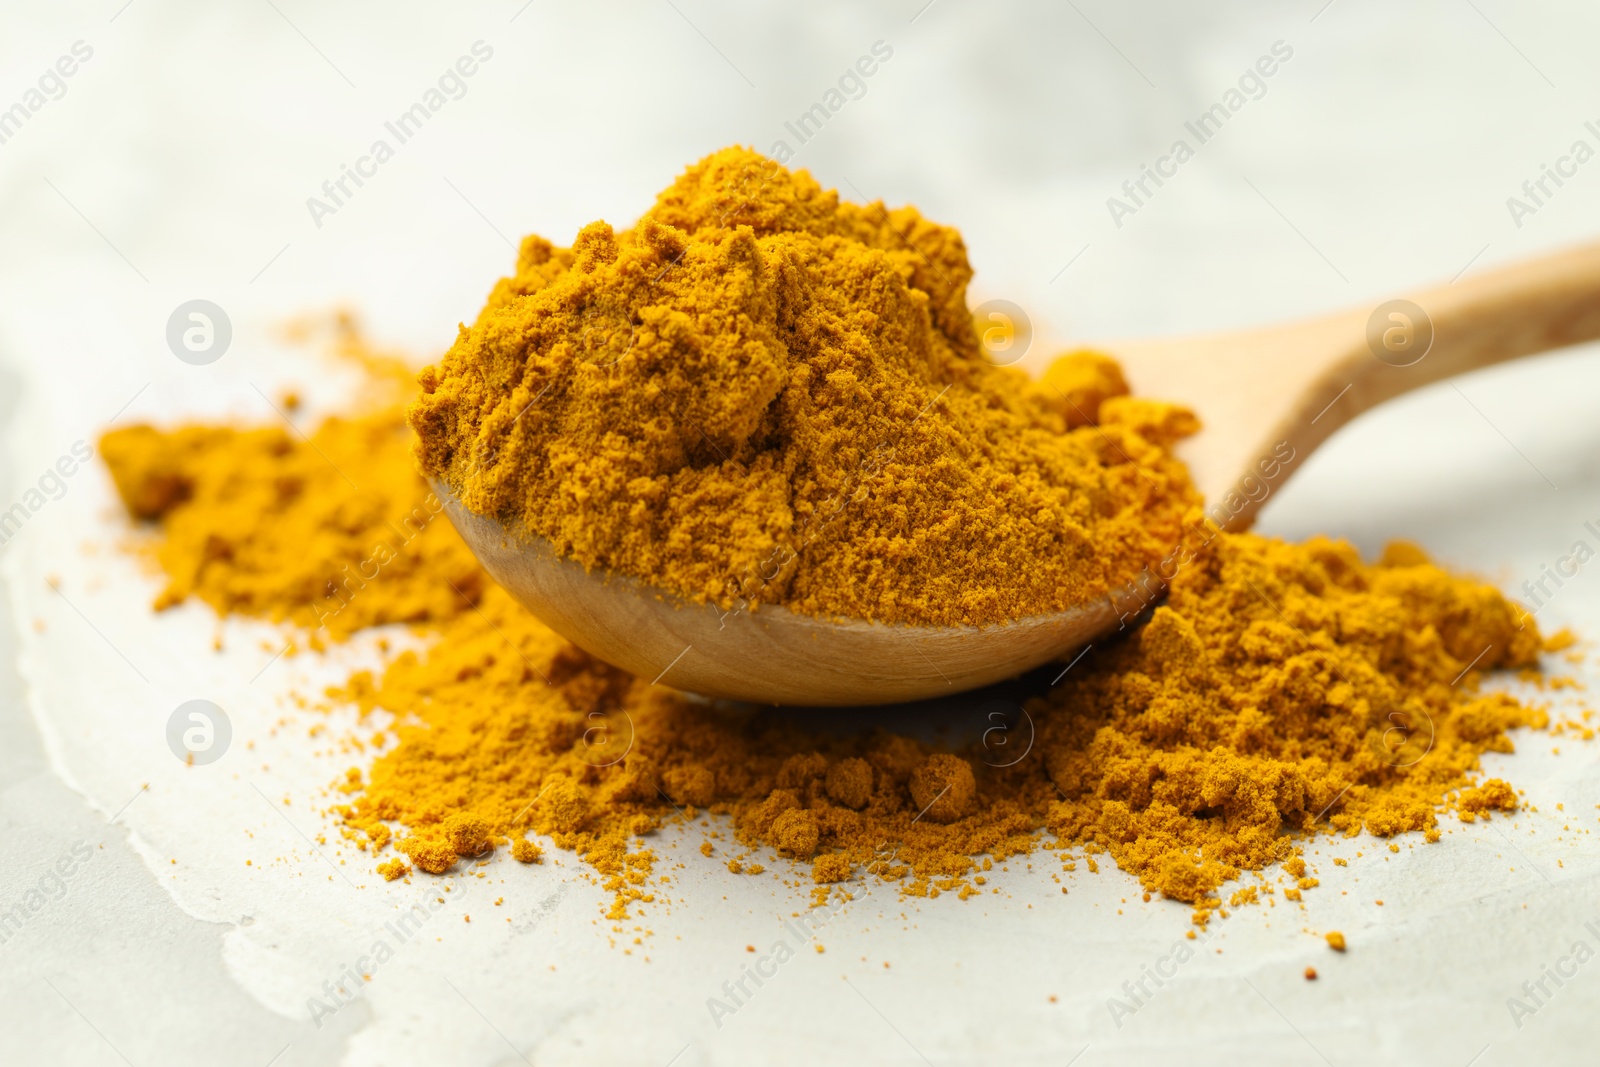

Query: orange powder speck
[1545,629,1577,652]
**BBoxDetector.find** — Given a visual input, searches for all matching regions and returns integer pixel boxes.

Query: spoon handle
[1109,241,1600,529]
[1328,240,1600,436]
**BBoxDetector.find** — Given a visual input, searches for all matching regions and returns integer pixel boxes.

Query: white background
[3,2,1600,1064]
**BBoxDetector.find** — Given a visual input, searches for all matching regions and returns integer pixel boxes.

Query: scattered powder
[102,362,1571,924]
[96,156,1585,928]
[100,319,483,644]
[376,859,409,882]
[1040,532,1548,915]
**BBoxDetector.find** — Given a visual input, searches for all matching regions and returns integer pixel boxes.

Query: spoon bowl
[439,241,1600,705]
[439,482,1121,706]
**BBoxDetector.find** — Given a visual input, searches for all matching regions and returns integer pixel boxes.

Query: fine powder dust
[99,327,1580,926]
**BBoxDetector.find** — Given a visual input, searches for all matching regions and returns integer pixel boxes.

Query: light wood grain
[439,483,1120,706]
[440,241,1600,705]
[1111,241,1600,528]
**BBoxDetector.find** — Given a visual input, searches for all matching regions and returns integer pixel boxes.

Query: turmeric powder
[100,416,483,642]
[95,154,1581,926]
[101,355,1564,922]
[99,316,483,643]
[409,147,1199,627]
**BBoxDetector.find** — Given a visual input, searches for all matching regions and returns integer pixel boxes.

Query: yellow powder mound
[99,312,484,643]
[102,396,1562,922]
[409,147,1200,627]
[100,414,484,642]
[1040,532,1546,908]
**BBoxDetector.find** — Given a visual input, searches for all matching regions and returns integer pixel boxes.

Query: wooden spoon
[440,242,1600,706]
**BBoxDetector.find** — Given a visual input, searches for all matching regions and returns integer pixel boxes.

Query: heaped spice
[408,147,1200,628]
[101,152,1585,928]
[104,338,1564,925]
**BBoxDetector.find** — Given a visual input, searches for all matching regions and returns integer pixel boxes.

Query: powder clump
[825,757,873,810]
[772,809,821,859]
[1456,778,1518,820]
[909,754,976,823]
[376,859,409,882]
[443,812,492,857]
[398,837,458,876]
